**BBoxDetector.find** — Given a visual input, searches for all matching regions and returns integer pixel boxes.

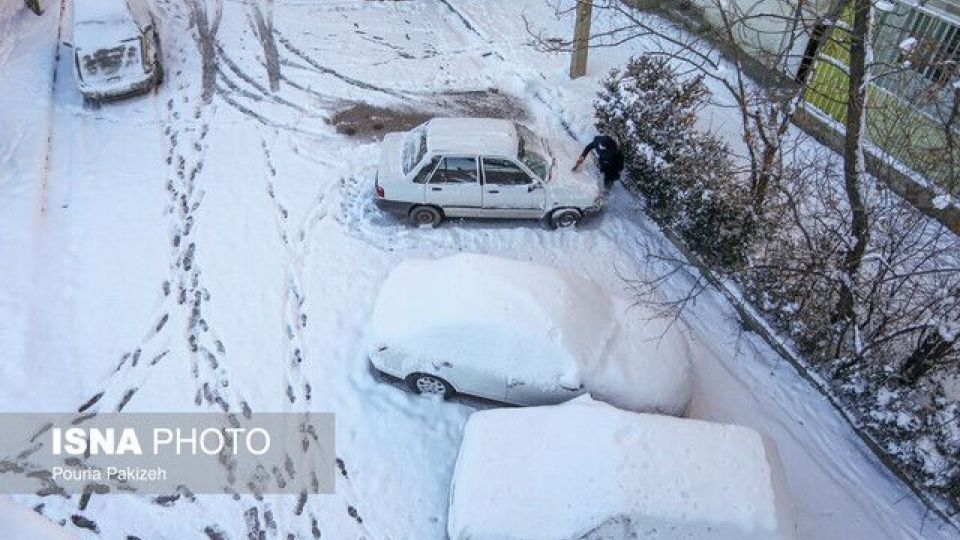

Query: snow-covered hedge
[594,55,755,270]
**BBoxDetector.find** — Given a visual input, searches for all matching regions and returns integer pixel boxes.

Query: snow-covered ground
[0,0,957,538]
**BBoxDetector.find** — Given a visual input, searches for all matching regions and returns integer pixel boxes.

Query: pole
[569,0,592,79]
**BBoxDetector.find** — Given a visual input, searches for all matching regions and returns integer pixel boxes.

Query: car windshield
[402,127,428,175]
[516,124,549,180]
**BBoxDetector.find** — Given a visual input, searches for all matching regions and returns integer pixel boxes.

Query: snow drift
[448,397,797,540]
[370,253,692,414]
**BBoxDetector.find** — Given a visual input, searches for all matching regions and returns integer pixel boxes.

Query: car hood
[544,156,603,203]
[378,132,407,182]
[549,167,602,197]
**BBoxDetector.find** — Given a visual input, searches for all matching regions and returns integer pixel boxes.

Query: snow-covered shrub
[594,55,754,270]
[594,55,707,217]
[597,55,960,512]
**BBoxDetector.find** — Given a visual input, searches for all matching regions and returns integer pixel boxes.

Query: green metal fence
[803,0,960,194]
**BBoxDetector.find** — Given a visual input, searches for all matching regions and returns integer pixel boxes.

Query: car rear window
[79,38,142,79]
[403,129,428,175]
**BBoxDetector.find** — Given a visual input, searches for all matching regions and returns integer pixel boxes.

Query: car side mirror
[527,183,542,193]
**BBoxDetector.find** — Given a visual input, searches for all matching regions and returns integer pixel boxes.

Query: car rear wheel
[406,373,455,398]
[549,208,582,229]
[409,205,443,227]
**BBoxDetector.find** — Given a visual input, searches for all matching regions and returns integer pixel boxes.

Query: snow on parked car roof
[371,254,692,413]
[72,0,148,47]
[448,397,797,540]
[0,496,80,539]
[371,253,618,388]
[426,118,520,157]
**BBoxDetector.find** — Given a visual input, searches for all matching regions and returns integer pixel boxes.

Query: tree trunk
[835,0,873,328]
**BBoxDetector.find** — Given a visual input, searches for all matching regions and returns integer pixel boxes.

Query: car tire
[406,373,455,398]
[409,205,443,227]
[549,208,582,229]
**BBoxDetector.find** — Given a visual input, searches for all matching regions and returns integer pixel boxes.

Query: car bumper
[77,70,159,101]
[368,358,403,383]
[374,197,413,217]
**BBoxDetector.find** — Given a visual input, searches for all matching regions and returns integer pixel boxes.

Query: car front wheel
[406,373,455,398]
[409,205,443,227]
[549,208,582,229]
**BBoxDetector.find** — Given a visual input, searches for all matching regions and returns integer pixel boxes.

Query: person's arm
[571,138,598,171]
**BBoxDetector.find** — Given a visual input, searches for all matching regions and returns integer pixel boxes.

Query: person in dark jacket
[572,134,624,189]
[24,0,43,15]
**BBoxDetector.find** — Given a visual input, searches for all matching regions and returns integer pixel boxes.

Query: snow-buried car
[368,253,692,415]
[69,0,162,100]
[448,396,797,540]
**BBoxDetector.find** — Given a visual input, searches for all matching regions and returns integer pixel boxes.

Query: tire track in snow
[251,0,281,92]
[276,33,411,100]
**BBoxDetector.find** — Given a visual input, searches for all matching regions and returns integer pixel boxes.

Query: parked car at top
[374,118,605,228]
[69,0,162,100]
[368,254,693,415]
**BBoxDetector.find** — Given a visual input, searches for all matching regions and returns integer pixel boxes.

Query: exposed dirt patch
[330,89,528,139]
[329,103,432,138]
[435,89,528,120]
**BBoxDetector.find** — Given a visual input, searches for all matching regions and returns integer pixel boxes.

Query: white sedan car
[368,254,693,415]
[70,0,163,100]
[374,118,605,228]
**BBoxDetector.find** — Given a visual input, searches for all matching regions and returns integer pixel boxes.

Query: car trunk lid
[378,132,408,183]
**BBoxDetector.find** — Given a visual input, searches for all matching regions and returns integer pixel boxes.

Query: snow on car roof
[370,254,618,385]
[73,0,136,25]
[426,118,520,157]
[448,397,797,540]
[0,496,80,539]
[72,0,146,47]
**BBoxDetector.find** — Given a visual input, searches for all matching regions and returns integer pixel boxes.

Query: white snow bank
[371,254,691,414]
[0,497,79,540]
[448,397,797,540]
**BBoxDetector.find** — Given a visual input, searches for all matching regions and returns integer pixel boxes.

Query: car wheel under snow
[407,373,455,398]
[549,208,582,229]
[409,205,443,227]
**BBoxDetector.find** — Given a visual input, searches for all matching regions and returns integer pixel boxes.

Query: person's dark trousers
[25,0,43,15]
[602,167,620,190]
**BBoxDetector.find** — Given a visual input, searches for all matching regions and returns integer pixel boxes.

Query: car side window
[412,156,440,184]
[431,157,478,184]
[482,157,533,186]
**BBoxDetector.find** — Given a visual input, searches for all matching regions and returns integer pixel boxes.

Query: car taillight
[376,185,384,198]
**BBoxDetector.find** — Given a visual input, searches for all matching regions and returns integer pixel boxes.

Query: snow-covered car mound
[369,253,691,415]
[448,397,797,540]
[0,496,80,539]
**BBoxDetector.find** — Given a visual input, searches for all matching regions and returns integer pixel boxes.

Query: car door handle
[487,189,500,194]
[431,187,443,191]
